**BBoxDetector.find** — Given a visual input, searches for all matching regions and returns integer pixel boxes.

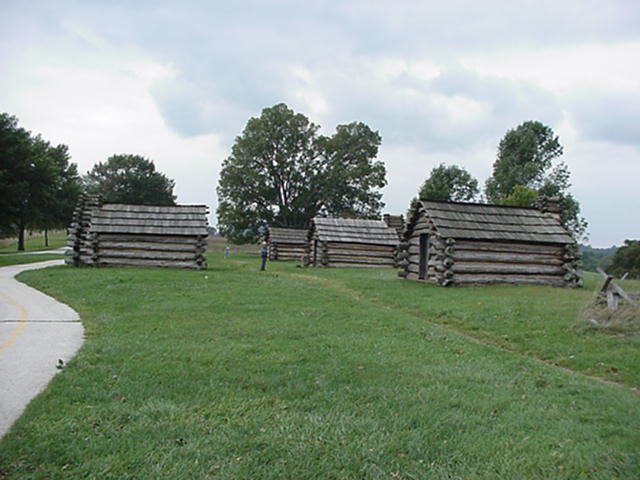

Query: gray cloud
[288,62,562,154]
[2,0,640,245]
[5,0,636,148]
[570,91,640,147]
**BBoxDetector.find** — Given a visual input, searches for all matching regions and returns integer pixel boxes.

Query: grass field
[0,230,67,253]
[0,253,638,479]
[0,254,65,267]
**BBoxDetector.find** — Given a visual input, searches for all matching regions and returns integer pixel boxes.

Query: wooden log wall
[92,233,207,270]
[449,240,580,286]
[322,242,396,268]
[402,235,581,287]
[65,193,102,266]
[303,240,313,266]
[269,242,307,261]
[401,214,454,285]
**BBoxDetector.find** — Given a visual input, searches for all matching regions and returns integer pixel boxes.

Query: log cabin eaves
[311,217,399,246]
[404,200,575,245]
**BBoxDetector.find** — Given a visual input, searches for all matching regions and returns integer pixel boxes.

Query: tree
[485,120,587,239]
[486,121,563,201]
[217,103,386,242]
[609,240,640,279]
[84,154,176,205]
[498,185,539,207]
[0,113,81,250]
[34,144,82,246]
[418,163,479,202]
[0,113,32,240]
[580,245,616,273]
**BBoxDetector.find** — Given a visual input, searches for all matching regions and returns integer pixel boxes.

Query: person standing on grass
[225,243,231,258]
[260,241,268,271]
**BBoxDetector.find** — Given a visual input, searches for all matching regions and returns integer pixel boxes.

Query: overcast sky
[1,0,638,246]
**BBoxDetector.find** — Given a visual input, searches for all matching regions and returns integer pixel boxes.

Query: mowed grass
[294,266,640,388]
[0,230,67,253]
[0,255,638,479]
[0,254,65,267]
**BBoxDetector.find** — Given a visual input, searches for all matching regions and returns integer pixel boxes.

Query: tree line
[0,113,81,250]
[219,107,640,275]
[3,106,635,277]
[0,113,175,251]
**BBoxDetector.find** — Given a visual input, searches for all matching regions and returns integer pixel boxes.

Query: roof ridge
[419,199,541,212]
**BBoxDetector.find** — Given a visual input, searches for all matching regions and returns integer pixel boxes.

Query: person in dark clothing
[260,241,268,271]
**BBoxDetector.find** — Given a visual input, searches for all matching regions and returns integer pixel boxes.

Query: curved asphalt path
[0,260,84,438]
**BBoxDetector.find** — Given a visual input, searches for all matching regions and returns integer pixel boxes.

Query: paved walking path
[0,260,84,438]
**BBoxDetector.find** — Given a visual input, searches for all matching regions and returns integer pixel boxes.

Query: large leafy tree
[84,154,176,205]
[34,143,82,245]
[418,163,479,202]
[217,103,386,242]
[407,163,479,219]
[0,113,32,240]
[0,113,81,250]
[485,121,563,201]
[485,120,587,239]
[609,240,640,279]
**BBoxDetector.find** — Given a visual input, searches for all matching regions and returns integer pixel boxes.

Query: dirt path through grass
[282,270,636,393]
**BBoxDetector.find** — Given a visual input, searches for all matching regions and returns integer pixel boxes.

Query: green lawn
[0,230,67,253]
[301,268,640,388]
[0,255,638,479]
[0,254,65,267]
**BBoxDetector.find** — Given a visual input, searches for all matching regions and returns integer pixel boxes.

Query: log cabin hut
[266,227,307,261]
[306,217,399,268]
[68,202,209,269]
[398,200,581,287]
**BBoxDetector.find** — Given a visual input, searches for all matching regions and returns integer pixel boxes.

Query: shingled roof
[311,217,399,246]
[90,204,209,236]
[267,227,308,244]
[412,200,574,244]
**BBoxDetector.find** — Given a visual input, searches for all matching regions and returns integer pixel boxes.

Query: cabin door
[419,234,429,280]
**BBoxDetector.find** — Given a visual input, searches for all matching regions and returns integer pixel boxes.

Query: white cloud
[289,65,330,119]
[2,0,639,245]
[380,141,495,215]
[461,42,640,93]
[0,43,225,217]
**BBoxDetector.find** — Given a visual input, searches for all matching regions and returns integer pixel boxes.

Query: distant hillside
[579,244,617,272]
